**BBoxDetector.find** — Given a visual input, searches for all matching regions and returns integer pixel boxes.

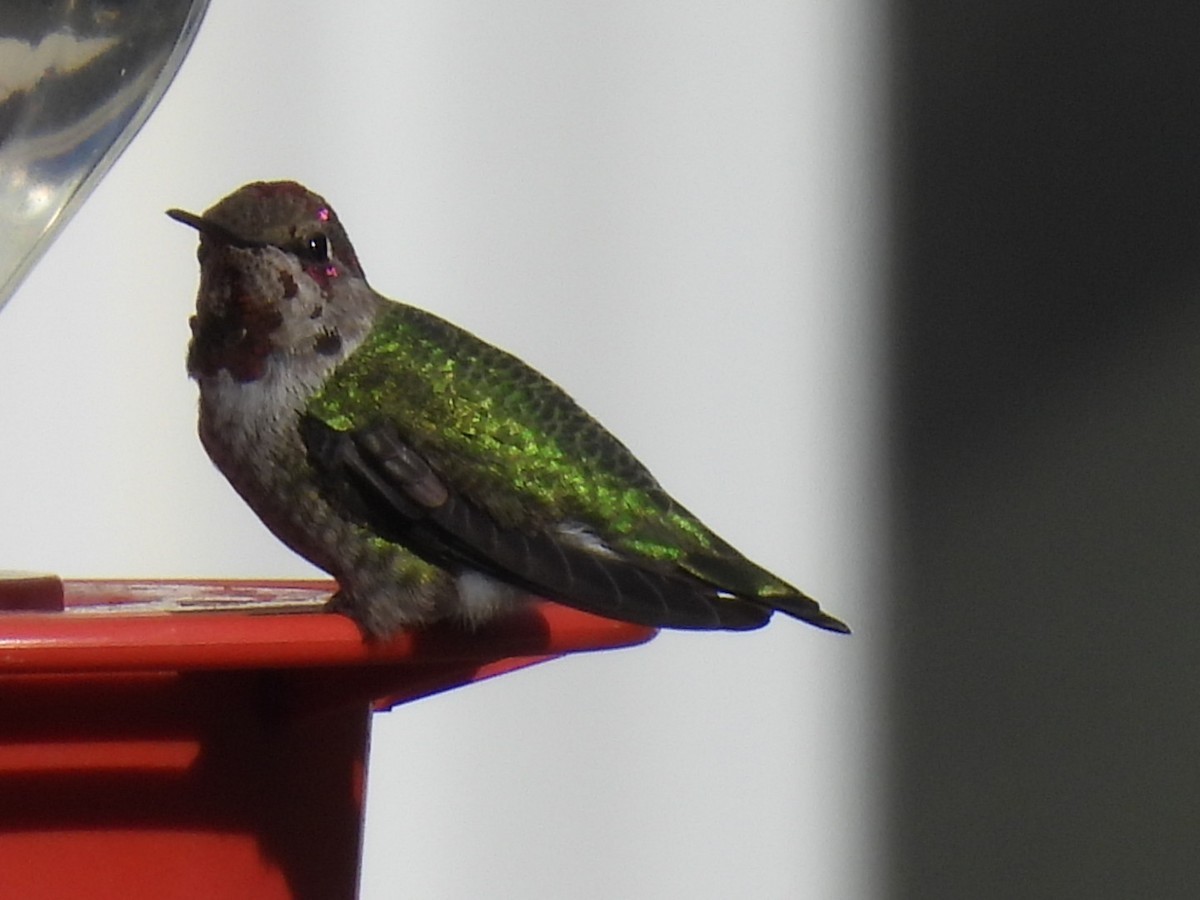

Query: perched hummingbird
[169,181,848,639]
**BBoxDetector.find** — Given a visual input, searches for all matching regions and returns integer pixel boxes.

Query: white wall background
[0,3,886,898]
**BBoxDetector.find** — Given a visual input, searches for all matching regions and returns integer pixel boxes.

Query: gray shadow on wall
[888,3,1200,898]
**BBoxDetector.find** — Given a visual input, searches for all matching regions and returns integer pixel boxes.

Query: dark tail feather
[679,544,850,634]
[770,594,851,634]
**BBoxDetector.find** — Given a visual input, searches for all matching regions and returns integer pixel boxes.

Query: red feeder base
[0,579,655,900]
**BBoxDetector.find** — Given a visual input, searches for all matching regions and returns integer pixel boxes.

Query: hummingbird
[168,181,849,640]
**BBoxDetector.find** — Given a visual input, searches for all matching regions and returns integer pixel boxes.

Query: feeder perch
[0,578,655,899]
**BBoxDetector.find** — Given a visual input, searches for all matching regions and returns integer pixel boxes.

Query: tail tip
[808,609,851,634]
[767,590,851,635]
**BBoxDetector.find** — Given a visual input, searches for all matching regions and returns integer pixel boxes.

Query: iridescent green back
[306,301,787,596]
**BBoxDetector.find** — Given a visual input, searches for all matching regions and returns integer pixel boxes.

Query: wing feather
[304,302,848,633]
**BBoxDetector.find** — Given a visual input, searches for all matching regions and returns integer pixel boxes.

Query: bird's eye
[298,232,331,263]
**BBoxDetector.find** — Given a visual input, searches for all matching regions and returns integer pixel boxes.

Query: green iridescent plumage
[308,302,802,602]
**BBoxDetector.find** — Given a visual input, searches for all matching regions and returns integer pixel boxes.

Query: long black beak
[166,208,262,249]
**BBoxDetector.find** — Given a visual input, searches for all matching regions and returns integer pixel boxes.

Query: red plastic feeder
[0,576,655,899]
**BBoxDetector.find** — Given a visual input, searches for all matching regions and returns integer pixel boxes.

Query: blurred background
[889,4,1200,898]
[5,1,1197,899]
